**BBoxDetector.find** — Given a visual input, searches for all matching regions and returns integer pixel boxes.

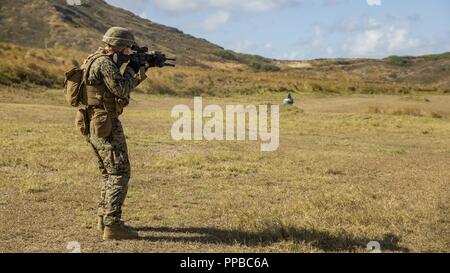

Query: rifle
[130,45,176,68]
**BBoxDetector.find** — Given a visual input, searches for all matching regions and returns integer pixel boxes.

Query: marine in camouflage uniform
[83,27,145,240]
[86,48,134,225]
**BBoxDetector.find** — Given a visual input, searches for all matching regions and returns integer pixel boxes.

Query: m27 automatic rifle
[130,45,176,68]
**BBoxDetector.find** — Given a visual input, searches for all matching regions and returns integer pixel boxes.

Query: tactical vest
[82,53,119,117]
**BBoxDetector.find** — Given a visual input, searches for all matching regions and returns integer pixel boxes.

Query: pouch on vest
[64,67,85,107]
[75,109,89,136]
[64,53,109,107]
[91,108,112,138]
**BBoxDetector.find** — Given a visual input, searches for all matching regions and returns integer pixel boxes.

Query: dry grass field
[0,87,449,253]
[1,0,449,255]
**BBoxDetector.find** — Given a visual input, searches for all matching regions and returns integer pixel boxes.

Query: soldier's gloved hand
[127,60,141,74]
[117,97,130,108]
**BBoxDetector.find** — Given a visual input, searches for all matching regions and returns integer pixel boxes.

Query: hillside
[0,0,449,93]
[278,53,450,89]
[1,42,449,96]
[0,0,272,68]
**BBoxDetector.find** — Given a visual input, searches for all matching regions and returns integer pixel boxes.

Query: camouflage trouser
[88,116,131,226]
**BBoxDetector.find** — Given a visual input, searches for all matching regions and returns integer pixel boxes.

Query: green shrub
[421,52,450,61]
[361,86,386,94]
[260,63,281,72]
[246,60,280,72]
[243,54,267,63]
[146,79,177,95]
[311,83,324,92]
[187,86,203,96]
[248,60,262,71]
[334,60,352,65]
[385,56,411,66]
[0,70,13,85]
[213,49,237,61]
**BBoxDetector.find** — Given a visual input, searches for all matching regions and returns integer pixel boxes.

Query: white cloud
[312,25,322,46]
[230,39,255,53]
[138,11,148,19]
[152,0,294,12]
[326,47,334,56]
[232,0,290,12]
[152,0,200,11]
[366,0,381,6]
[351,29,383,55]
[106,0,301,36]
[348,24,419,57]
[132,0,295,33]
[385,27,410,51]
[367,17,381,28]
[203,11,230,31]
[277,51,304,60]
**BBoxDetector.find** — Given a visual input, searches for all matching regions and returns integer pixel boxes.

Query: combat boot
[97,216,104,232]
[103,222,139,240]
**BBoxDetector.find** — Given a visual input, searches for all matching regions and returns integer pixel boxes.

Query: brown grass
[368,106,447,119]
[0,88,449,253]
[0,43,86,87]
[1,42,448,97]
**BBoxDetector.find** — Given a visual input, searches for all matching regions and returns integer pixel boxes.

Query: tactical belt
[86,84,109,106]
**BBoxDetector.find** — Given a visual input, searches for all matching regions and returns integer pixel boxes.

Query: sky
[104,0,450,60]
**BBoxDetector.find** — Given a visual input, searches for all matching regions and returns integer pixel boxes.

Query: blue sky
[104,0,450,60]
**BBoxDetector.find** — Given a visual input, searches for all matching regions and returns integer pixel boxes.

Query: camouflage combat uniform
[84,48,138,226]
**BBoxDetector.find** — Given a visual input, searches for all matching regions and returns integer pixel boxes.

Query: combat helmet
[102,27,135,48]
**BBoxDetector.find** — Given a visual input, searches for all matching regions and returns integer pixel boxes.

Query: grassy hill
[1,42,449,96]
[0,0,449,95]
[278,53,450,89]
[0,0,276,69]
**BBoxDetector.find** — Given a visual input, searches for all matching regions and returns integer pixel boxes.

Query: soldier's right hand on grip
[127,59,141,73]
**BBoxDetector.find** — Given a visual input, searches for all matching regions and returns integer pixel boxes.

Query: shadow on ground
[135,226,409,252]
